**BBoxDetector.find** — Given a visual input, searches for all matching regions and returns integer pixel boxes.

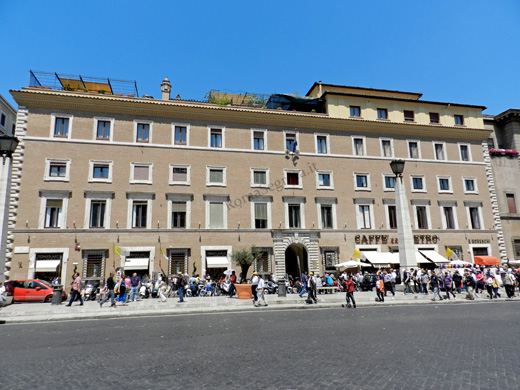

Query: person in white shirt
[256,274,268,307]
[251,272,259,305]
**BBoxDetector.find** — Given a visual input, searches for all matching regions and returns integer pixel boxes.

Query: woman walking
[375,275,385,302]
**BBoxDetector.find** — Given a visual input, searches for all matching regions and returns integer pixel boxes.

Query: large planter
[235,284,252,299]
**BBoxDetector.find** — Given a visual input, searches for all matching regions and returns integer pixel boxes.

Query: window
[285,170,302,188]
[169,165,190,185]
[384,175,395,190]
[387,205,397,229]
[316,171,333,189]
[316,135,328,154]
[0,112,6,128]
[44,159,71,182]
[463,178,477,194]
[174,125,188,145]
[408,141,420,159]
[251,168,268,187]
[434,143,445,160]
[358,205,372,229]
[288,204,301,228]
[208,201,225,229]
[377,108,388,120]
[459,144,470,161]
[438,176,451,193]
[39,191,69,229]
[404,110,415,122]
[350,106,361,117]
[53,117,69,137]
[96,120,111,140]
[416,206,428,229]
[513,239,520,258]
[443,206,455,229]
[321,205,333,229]
[353,137,365,156]
[45,199,62,228]
[207,166,226,186]
[89,200,106,228]
[132,201,148,228]
[169,248,189,275]
[130,163,152,184]
[354,173,370,191]
[454,115,464,126]
[429,112,440,124]
[209,128,223,148]
[171,202,186,228]
[89,161,112,183]
[411,176,425,192]
[468,206,481,229]
[135,122,150,143]
[254,203,268,229]
[506,194,517,214]
[252,130,265,150]
[285,132,297,152]
[84,251,104,279]
[380,139,393,157]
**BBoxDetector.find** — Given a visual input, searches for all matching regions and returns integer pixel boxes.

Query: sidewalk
[0,290,515,324]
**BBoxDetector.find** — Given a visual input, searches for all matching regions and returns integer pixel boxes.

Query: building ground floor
[8,229,501,287]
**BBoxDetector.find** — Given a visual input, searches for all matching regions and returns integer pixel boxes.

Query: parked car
[5,279,67,303]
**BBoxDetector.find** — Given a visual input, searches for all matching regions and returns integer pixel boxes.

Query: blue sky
[1,0,519,114]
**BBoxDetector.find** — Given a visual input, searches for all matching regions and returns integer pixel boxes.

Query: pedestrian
[100,272,116,308]
[464,270,475,300]
[452,271,462,294]
[299,271,308,298]
[124,274,131,303]
[429,270,443,301]
[158,279,168,302]
[485,273,494,299]
[403,268,414,294]
[129,272,141,302]
[228,270,237,298]
[383,271,393,296]
[117,273,127,305]
[375,275,384,302]
[421,270,430,295]
[476,269,485,294]
[66,272,83,307]
[256,274,268,307]
[443,272,456,299]
[251,271,259,306]
[176,272,186,302]
[342,275,356,308]
[502,269,514,298]
[492,275,501,298]
[306,272,317,304]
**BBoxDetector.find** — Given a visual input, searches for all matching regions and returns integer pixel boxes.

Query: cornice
[10,89,490,140]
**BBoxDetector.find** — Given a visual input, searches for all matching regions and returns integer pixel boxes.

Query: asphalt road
[1,302,519,390]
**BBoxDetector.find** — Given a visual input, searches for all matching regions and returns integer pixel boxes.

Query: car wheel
[44,295,52,303]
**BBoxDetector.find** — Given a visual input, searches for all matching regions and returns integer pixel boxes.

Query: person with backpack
[176,272,186,302]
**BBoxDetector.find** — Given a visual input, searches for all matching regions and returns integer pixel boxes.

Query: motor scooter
[83,283,98,301]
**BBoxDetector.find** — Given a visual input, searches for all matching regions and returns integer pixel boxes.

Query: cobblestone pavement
[1,302,519,390]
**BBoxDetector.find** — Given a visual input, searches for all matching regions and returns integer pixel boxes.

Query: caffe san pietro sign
[355,234,439,245]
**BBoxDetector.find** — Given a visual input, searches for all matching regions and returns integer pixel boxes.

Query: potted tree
[231,246,260,299]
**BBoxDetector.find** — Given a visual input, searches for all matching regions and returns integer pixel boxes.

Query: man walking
[66,272,83,307]
[129,273,141,302]
[299,271,308,298]
[403,269,414,294]
[429,270,444,301]
[464,270,475,300]
[256,274,268,307]
[342,275,356,308]
[176,272,186,302]
[251,271,259,306]
[306,272,317,304]
[100,272,116,308]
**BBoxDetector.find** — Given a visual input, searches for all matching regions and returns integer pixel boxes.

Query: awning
[35,260,60,272]
[206,256,229,268]
[124,258,149,270]
[362,251,399,267]
[474,256,499,266]
[419,250,450,264]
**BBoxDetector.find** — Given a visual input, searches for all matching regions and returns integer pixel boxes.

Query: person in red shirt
[66,272,83,307]
[342,275,356,308]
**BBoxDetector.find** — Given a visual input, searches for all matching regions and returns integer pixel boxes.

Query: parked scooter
[83,283,98,301]
[264,280,278,294]
[139,282,152,299]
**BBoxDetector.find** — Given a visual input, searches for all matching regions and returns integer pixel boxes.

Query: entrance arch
[285,244,308,280]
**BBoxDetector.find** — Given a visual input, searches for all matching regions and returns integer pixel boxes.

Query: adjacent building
[5,72,501,286]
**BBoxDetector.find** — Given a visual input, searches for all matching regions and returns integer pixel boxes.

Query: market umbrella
[474,256,499,266]
[450,260,472,266]
[335,261,363,269]
[223,269,236,275]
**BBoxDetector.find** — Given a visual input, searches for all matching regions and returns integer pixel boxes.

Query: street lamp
[390,159,417,269]
[1,133,19,282]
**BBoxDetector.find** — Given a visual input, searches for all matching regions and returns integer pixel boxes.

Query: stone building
[5,72,501,286]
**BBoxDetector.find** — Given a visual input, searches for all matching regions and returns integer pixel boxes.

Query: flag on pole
[446,248,454,259]
[160,245,168,260]
[353,248,361,258]
[113,244,121,255]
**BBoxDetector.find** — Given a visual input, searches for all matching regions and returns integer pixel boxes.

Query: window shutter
[172,168,187,182]
[134,166,149,181]
[255,203,267,220]
[172,202,186,212]
[209,169,223,183]
[209,202,223,228]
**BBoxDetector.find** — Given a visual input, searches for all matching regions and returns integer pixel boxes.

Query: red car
[5,279,67,303]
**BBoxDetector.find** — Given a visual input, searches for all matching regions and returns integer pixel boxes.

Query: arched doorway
[285,244,308,280]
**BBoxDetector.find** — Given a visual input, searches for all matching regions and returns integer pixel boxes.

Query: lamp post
[0,133,19,282]
[390,160,417,269]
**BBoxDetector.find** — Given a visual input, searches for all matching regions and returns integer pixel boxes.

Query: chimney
[161,77,171,100]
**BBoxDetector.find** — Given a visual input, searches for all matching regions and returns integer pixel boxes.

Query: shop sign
[355,234,439,245]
